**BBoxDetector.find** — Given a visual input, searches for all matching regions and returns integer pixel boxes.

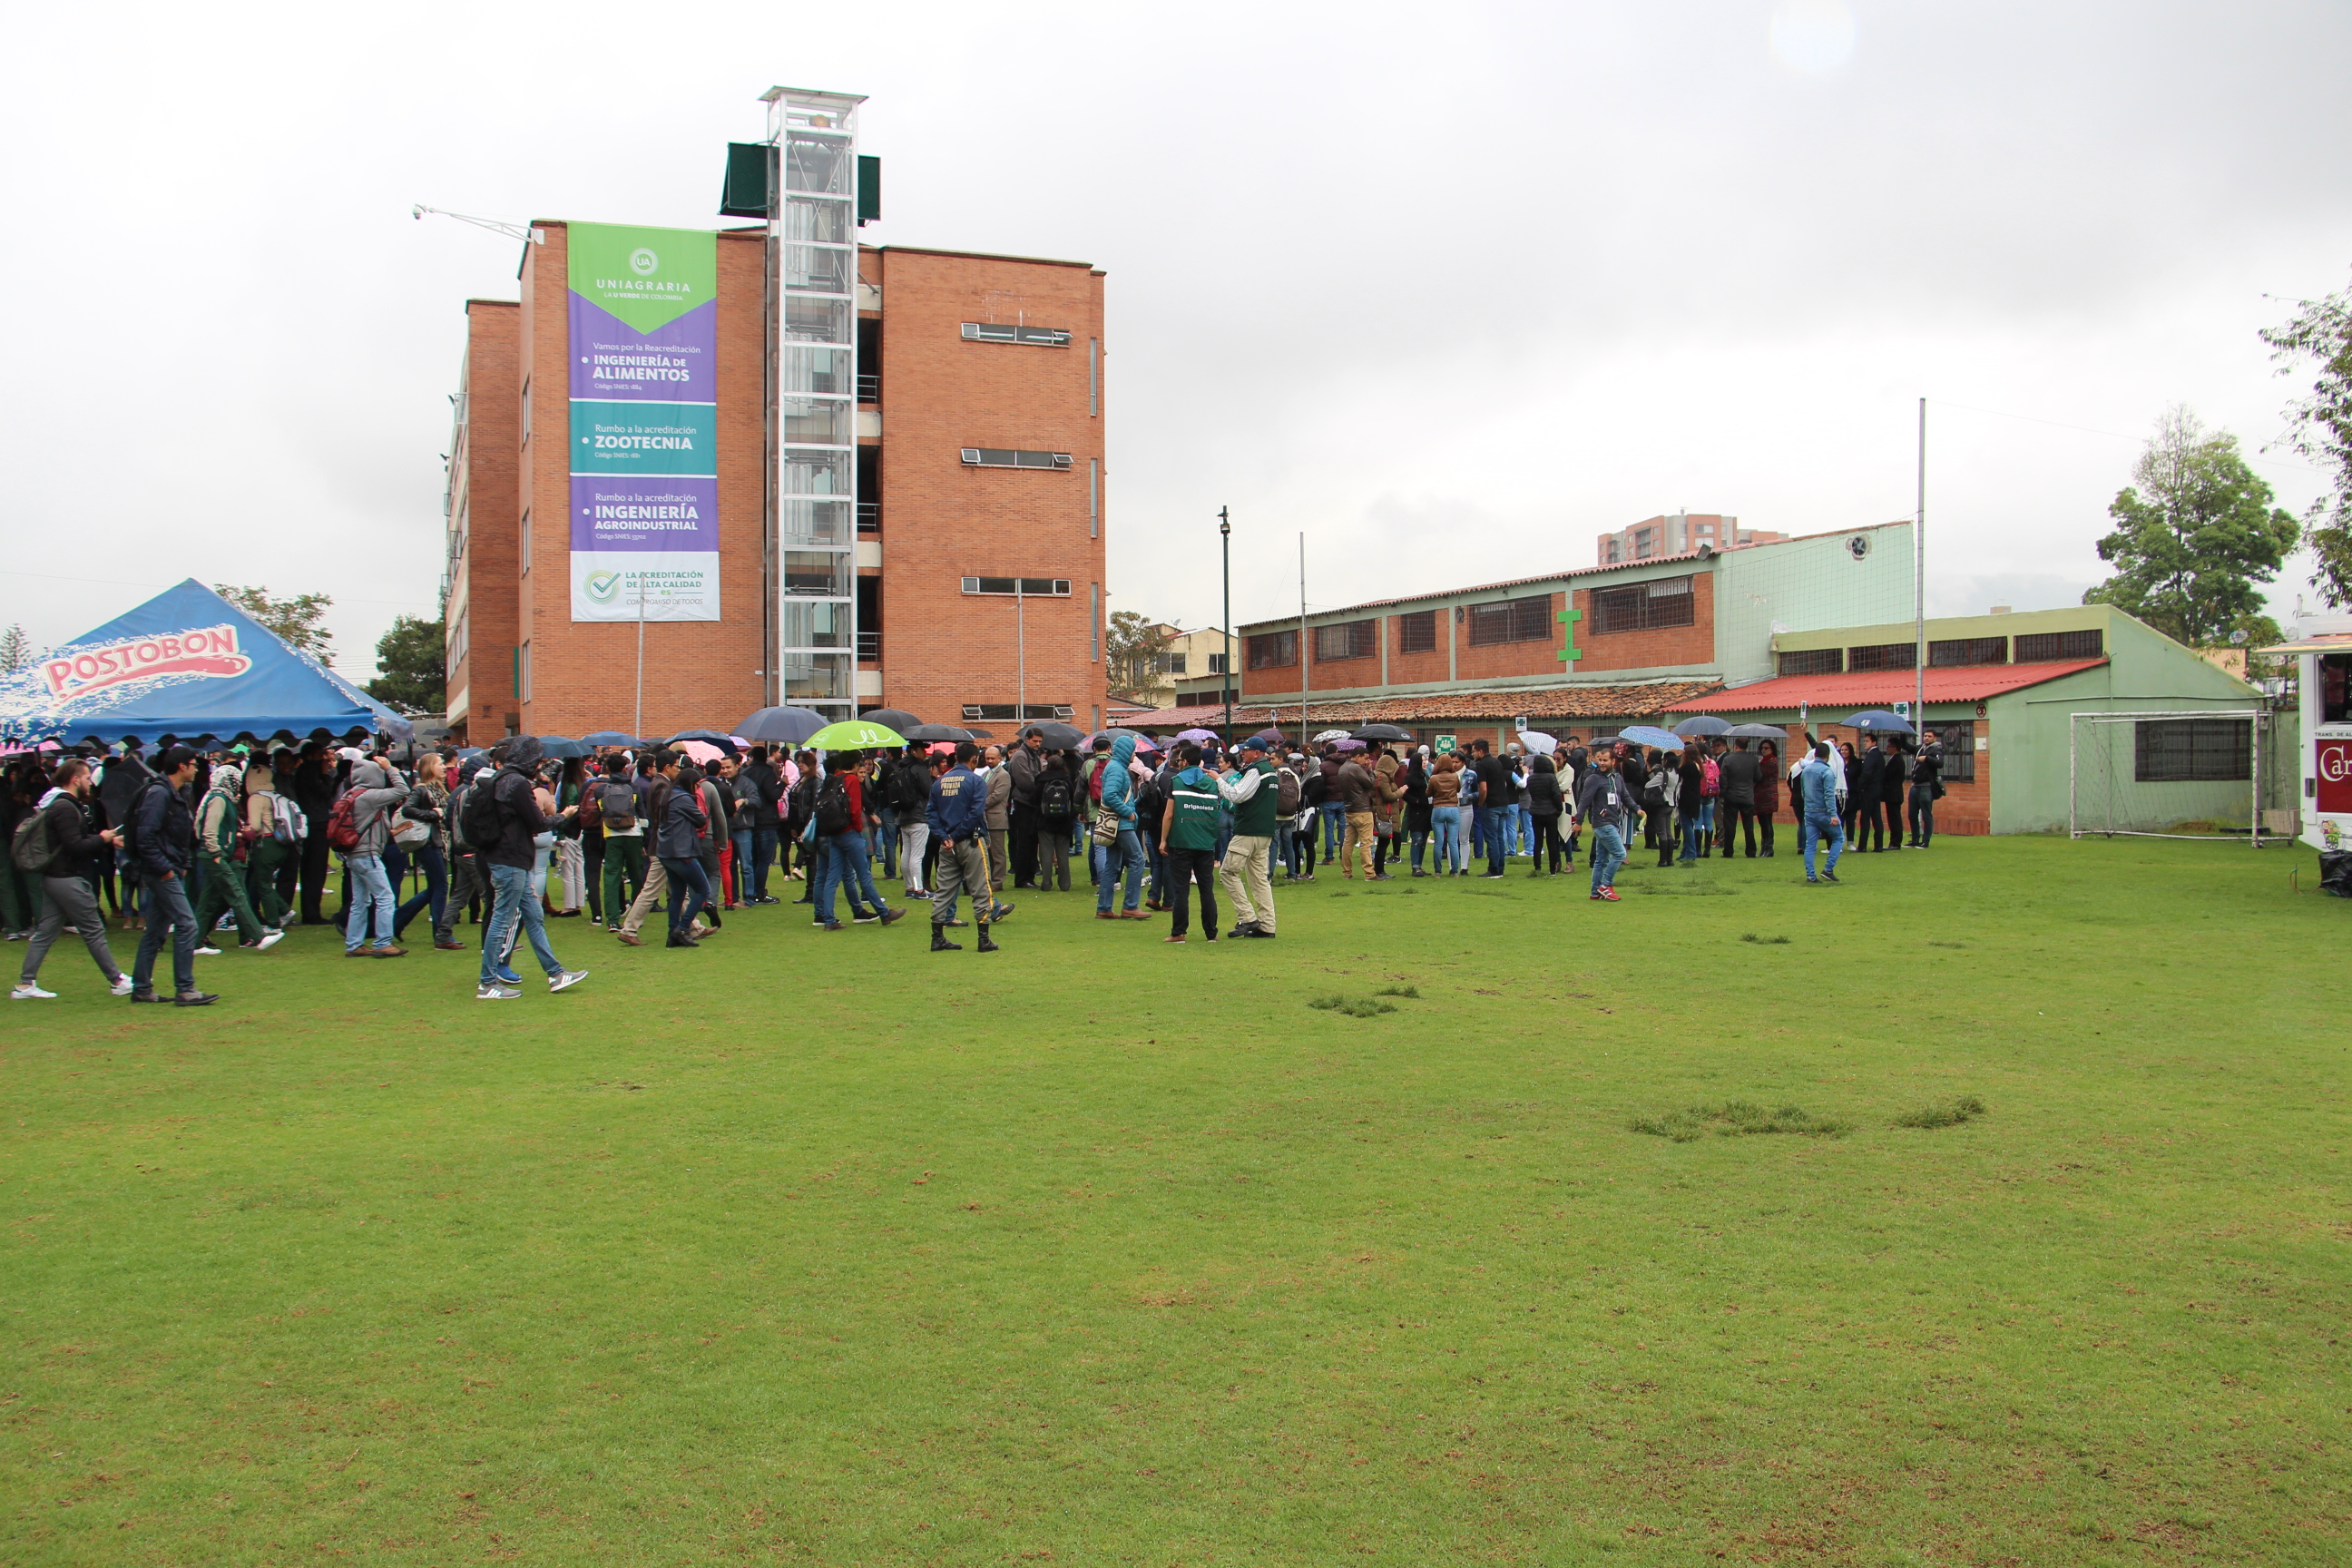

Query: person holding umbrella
[1715,737,1760,858]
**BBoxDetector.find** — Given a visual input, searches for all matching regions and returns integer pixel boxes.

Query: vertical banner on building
[566,223,721,622]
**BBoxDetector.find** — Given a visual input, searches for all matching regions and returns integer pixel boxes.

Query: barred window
[1779,647,1843,676]
[1590,575,1695,634]
[1468,594,1553,647]
[1314,620,1377,662]
[2134,719,2250,782]
[1930,637,2007,667]
[1247,631,1297,670]
[1932,721,1975,783]
[1399,610,1436,653]
[2015,629,2103,662]
[1847,642,1916,672]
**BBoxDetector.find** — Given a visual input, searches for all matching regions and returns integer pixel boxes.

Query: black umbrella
[1020,720,1086,749]
[1353,722,1416,742]
[861,708,925,735]
[1670,715,1731,738]
[667,729,740,756]
[902,722,975,743]
[733,706,829,745]
[581,730,641,747]
[537,735,592,759]
[1843,710,1917,736]
[1723,722,1786,740]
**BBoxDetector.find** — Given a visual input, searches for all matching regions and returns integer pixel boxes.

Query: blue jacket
[1098,734,1139,827]
[1796,759,1840,818]
[927,765,986,842]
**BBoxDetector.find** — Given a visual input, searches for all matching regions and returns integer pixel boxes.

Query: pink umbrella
[677,740,725,765]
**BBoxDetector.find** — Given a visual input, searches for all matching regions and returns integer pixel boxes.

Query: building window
[1089,338,1100,416]
[785,551,852,598]
[1930,637,2007,667]
[1314,620,1376,662]
[1847,642,1916,672]
[1927,720,1976,782]
[1151,652,1187,675]
[1399,610,1437,653]
[1091,583,1100,662]
[519,376,530,446]
[2015,629,2103,662]
[517,642,532,703]
[1468,594,1552,647]
[960,576,1071,596]
[961,322,1072,347]
[962,702,1075,720]
[1208,652,1228,675]
[518,508,531,575]
[1590,575,1695,635]
[2134,719,2250,782]
[1779,647,1842,676]
[1089,459,1099,538]
[1248,631,1298,670]
[962,447,1072,470]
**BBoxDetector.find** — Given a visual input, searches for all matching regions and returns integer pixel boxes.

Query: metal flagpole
[633,568,648,739]
[1298,533,1308,741]
[1220,506,1233,746]
[1915,397,1926,740]
[1016,582,1026,726]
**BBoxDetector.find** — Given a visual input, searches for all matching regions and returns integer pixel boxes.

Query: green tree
[365,614,446,716]
[2260,272,2352,606]
[1104,611,1181,701]
[214,584,336,664]
[2079,407,2300,647]
[0,622,34,674]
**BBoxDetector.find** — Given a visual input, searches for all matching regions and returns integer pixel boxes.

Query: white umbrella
[1518,730,1559,755]
[1313,729,1352,743]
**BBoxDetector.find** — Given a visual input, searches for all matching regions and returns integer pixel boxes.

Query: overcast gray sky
[5,0,2347,676]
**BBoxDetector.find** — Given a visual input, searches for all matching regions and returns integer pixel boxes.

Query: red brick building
[442,232,1107,743]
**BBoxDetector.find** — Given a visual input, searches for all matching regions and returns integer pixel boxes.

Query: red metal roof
[1111,681,1726,732]
[1661,660,2106,713]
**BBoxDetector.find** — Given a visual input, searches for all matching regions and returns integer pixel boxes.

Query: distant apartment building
[1596,512,1784,566]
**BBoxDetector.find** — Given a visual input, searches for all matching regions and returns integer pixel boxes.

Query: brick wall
[1570,573,1714,674]
[448,299,519,741]
[868,247,1107,728]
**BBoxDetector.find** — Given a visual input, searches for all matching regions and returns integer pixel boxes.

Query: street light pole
[1219,506,1232,747]
[1016,580,1026,727]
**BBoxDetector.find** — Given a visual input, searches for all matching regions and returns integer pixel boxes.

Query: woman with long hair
[391,752,456,948]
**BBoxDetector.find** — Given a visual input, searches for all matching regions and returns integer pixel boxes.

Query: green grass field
[5,835,2346,1565]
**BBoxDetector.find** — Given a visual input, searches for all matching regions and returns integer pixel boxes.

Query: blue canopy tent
[0,579,411,745]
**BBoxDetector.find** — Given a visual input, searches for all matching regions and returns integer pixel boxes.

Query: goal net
[2069,709,2272,843]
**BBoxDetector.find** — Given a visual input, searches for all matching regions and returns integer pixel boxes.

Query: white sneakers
[193,945,223,957]
[476,983,521,1000]
[549,969,590,994]
[111,975,135,995]
[11,984,56,1000]
[253,930,285,952]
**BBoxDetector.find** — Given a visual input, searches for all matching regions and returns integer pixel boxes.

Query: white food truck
[2262,612,2352,852]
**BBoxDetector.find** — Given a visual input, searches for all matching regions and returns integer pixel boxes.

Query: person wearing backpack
[1034,750,1078,892]
[473,736,589,996]
[239,761,294,933]
[126,746,215,1005]
[13,756,134,1000]
[588,755,646,930]
[328,759,414,959]
[191,762,280,953]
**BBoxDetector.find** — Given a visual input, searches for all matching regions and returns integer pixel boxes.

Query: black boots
[930,922,961,952]
[975,926,999,953]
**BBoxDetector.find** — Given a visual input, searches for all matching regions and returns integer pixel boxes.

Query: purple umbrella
[1175,727,1220,742]
[1331,737,1367,751]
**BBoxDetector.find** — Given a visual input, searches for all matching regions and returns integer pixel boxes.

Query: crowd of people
[2,719,1945,1002]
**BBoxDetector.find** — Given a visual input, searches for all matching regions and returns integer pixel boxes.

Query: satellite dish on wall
[1846,534,1872,561]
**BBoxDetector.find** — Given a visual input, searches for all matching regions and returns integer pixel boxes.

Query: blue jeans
[872,815,899,880]
[1431,806,1463,870]
[1590,823,1627,893]
[1514,803,1534,855]
[730,828,754,902]
[1096,826,1144,913]
[750,825,777,898]
[1318,801,1344,857]
[1485,809,1508,874]
[481,862,562,983]
[1681,818,1705,862]
[663,855,711,936]
[132,871,199,995]
[343,854,397,952]
[818,829,886,923]
[393,844,446,940]
[1803,814,1845,880]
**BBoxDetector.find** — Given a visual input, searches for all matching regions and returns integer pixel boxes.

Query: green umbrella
[805,719,908,751]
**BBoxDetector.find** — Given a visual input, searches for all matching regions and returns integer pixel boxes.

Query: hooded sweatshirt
[1098,733,1140,828]
[341,761,412,858]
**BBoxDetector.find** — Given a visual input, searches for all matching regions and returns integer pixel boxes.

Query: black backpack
[460,771,506,851]
[1038,769,1074,824]
[119,779,162,866]
[889,758,928,811]
[597,779,640,831]
[813,774,851,837]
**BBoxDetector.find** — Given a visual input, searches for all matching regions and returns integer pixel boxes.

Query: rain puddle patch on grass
[1631,1102,1850,1142]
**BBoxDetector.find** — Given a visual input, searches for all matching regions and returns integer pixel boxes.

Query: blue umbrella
[581,730,641,747]
[537,735,591,759]
[1844,710,1917,735]
[1622,725,1684,750]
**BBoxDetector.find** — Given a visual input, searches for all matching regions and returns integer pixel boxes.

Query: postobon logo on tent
[630,247,659,276]
[42,624,251,701]
[583,569,625,603]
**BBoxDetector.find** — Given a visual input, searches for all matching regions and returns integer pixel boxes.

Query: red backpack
[324,787,366,853]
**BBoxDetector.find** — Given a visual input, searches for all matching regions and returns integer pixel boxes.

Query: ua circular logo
[585,570,623,603]
[630,247,659,276]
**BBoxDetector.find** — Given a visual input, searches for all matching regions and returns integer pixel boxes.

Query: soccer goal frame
[2067,708,2269,845]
